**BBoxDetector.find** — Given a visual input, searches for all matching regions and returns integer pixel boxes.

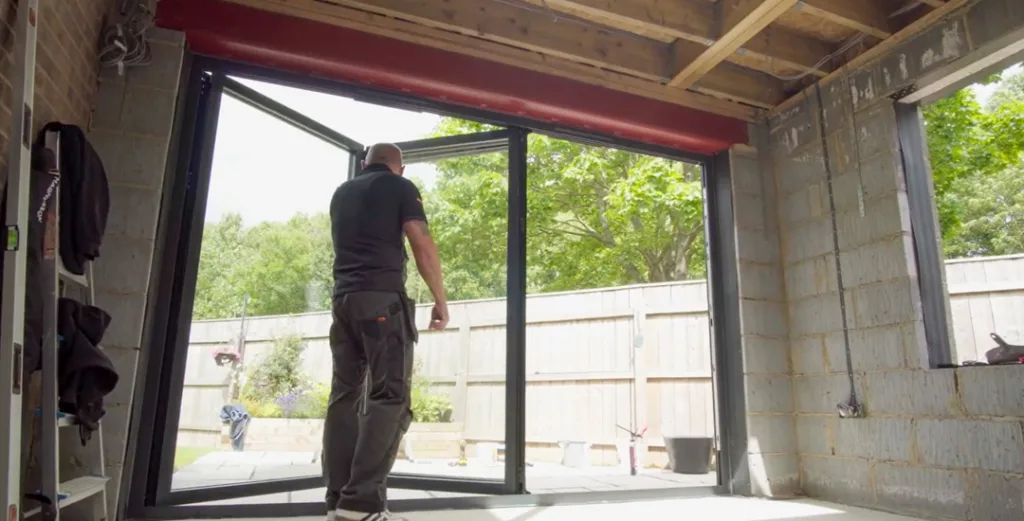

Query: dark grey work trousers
[323,291,416,513]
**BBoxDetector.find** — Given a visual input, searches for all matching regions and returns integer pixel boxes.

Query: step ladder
[23,127,110,521]
[1,1,108,520]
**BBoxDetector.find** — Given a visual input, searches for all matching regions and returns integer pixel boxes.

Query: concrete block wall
[56,28,186,520]
[757,1,1024,519]
[729,131,799,498]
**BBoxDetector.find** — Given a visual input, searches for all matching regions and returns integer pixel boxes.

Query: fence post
[632,302,648,441]
[452,309,472,423]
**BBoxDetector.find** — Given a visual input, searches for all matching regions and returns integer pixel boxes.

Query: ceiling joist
[668,0,799,88]
[795,0,893,40]
[520,0,831,78]
[225,0,974,123]
[224,0,759,120]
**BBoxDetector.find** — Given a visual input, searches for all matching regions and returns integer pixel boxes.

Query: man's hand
[429,302,449,330]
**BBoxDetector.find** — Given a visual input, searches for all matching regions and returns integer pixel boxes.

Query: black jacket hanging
[37,122,110,275]
[57,298,119,444]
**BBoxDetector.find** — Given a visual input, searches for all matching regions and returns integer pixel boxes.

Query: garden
[238,334,454,423]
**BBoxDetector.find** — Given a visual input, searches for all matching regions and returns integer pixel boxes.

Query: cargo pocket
[359,299,410,404]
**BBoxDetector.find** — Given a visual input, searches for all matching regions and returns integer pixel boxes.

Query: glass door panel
[153,71,521,507]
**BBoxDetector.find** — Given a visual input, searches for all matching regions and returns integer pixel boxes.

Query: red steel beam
[156,0,748,155]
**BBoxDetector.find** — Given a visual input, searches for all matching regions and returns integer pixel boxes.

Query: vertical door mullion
[504,127,528,494]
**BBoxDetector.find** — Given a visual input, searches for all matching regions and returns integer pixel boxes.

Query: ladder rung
[24,476,109,517]
[58,262,89,288]
[33,409,88,428]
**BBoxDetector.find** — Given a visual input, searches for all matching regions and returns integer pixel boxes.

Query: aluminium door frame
[127,62,524,510]
[124,54,749,520]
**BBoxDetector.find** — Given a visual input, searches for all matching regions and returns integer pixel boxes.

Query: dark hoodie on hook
[58,297,119,444]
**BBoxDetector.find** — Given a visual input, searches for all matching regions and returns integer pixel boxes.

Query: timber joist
[225,0,970,121]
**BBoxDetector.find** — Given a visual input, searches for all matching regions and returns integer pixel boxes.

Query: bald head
[362,143,405,175]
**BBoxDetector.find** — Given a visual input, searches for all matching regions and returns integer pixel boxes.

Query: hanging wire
[763,1,936,83]
[99,0,155,75]
[765,32,868,82]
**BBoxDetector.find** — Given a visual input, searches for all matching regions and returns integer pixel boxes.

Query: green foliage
[240,334,307,406]
[192,69,1024,318]
[943,163,1024,258]
[925,67,1024,257]
[193,212,332,320]
[404,118,706,302]
[240,352,450,422]
[193,116,708,312]
[410,358,452,423]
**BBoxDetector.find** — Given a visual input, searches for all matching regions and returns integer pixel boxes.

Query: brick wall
[0,0,111,170]
[749,1,1024,519]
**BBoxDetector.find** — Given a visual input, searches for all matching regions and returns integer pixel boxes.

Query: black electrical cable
[811,84,863,418]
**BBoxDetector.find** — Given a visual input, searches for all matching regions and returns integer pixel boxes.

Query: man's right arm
[403,218,446,308]
[396,178,447,314]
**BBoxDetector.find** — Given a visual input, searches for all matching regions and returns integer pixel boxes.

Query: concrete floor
[180,496,930,521]
[173,450,716,501]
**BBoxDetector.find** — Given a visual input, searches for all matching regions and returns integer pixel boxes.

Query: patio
[171,450,716,504]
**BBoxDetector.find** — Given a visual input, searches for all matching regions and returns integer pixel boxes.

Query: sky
[203,77,443,224]
[971,63,1021,105]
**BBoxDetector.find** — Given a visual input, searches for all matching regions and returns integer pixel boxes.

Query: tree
[192,212,332,320]
[192,213,251,320]
[198,72,1024,318]
[924,69,1024,249]
[194,118,709,314]
[936,68,1024,257]
[943,163,1024,258]
[414,119,707,301]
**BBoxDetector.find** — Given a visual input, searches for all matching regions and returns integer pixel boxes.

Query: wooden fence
[177,254,1024,450]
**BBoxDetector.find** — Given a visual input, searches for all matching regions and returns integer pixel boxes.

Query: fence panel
[177,255,1024,451]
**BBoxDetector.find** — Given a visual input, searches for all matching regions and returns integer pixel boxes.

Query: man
[323,143,449,521]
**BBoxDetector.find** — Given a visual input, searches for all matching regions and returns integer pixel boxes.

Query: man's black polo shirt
[330,163,427,297]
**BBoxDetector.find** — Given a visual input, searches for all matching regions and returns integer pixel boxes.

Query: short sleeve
[398,178,427,224]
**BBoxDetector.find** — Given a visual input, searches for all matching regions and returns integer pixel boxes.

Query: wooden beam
[795,0,893,40]
[301,0,783,106]
[775,0,971,113]
[671,40,785,108]
[323,0,672,82]
[224,0,758,121]
[521,0,832,77]
[920,0,946,7]
[669,0,800,88]
[240,0,785,108]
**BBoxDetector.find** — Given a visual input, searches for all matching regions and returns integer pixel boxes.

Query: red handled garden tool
[616,424,648,476]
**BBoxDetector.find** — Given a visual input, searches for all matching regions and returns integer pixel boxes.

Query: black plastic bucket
[664,436,713,474]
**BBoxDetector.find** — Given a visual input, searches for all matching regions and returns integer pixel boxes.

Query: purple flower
[276,391,306,417]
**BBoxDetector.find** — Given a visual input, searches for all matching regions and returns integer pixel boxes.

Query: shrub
[240,349,452,423]
[241,334,306,405]
[410,359,453,423]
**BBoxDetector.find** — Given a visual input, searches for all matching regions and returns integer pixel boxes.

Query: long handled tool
[616,424,647,476]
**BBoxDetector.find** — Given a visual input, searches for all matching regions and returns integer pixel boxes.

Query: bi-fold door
[129,66,528,513]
